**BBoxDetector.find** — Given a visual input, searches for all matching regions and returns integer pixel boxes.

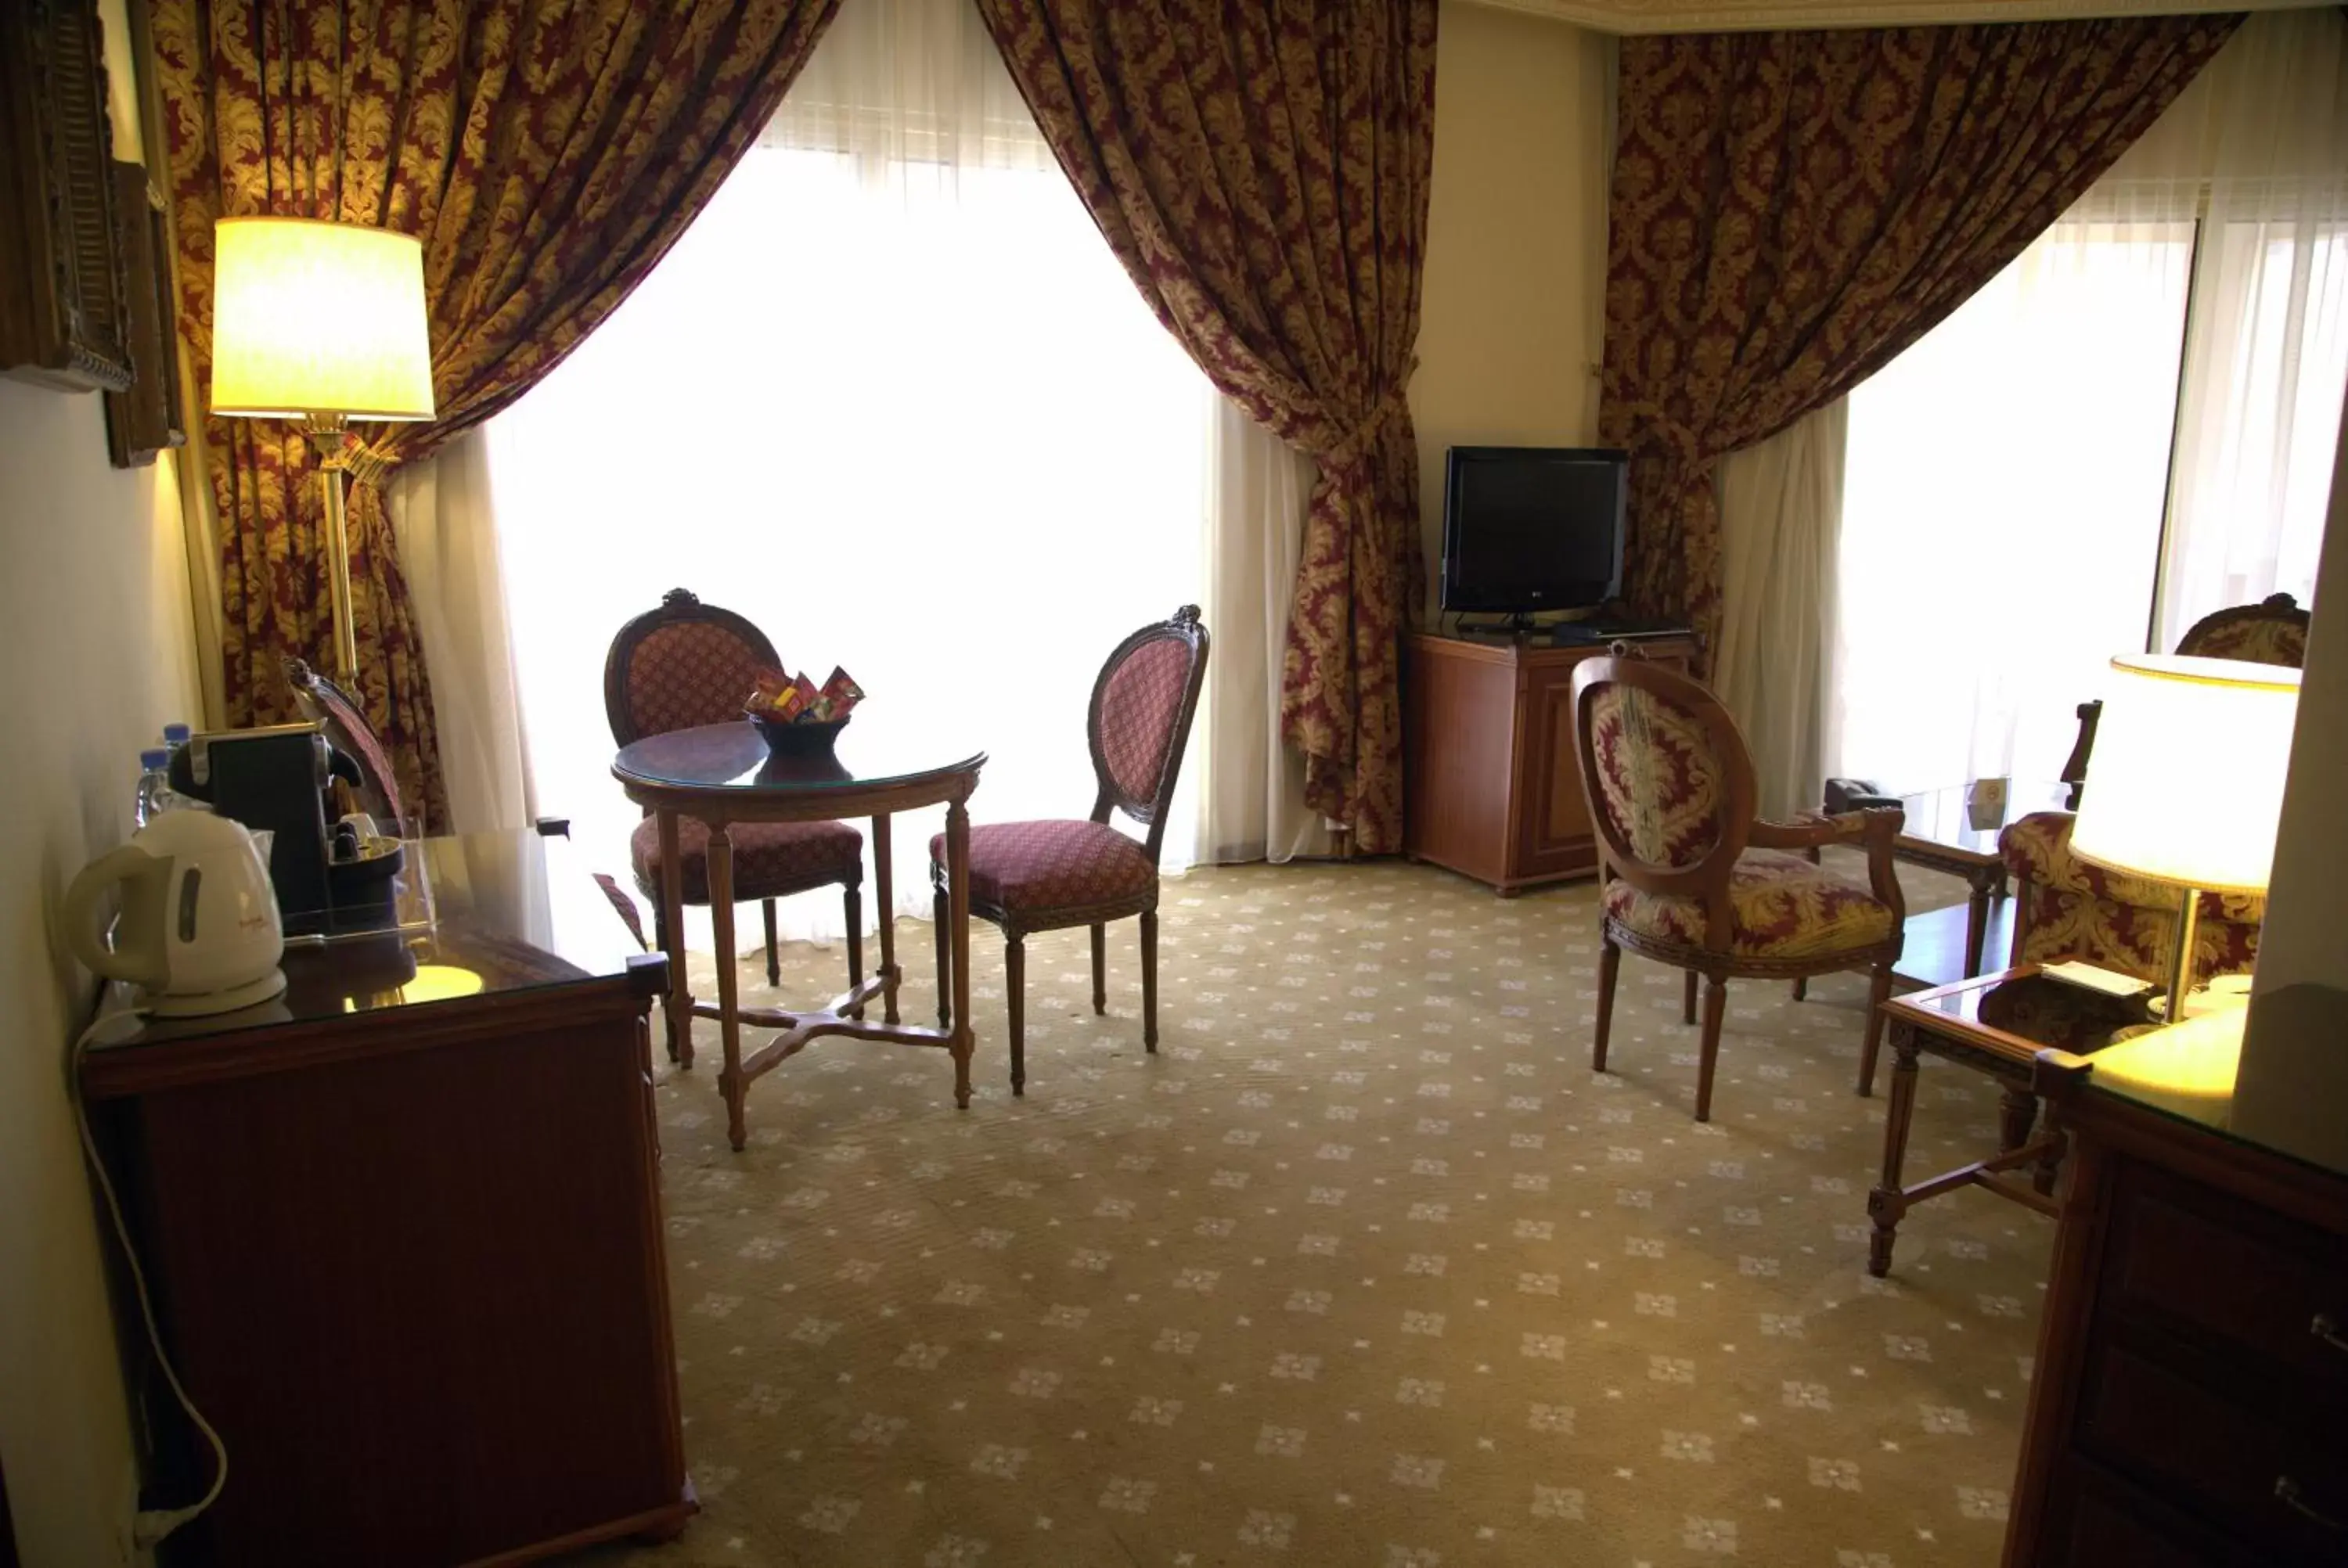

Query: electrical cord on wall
[70,1013,229,1549]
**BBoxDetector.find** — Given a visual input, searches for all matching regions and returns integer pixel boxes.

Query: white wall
[1413,0,1613,616]
[0,7,204,1561]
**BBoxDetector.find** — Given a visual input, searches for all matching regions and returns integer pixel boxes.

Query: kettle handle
[63,844,170,988]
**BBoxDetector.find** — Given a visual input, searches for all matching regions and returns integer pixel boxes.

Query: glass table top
[612,713,986,794]
[1895,967,2162,1059]
[1889,779,2073,856]
[87,830,645,1053]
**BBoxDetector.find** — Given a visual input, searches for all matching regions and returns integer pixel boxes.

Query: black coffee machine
[167,722,402,934]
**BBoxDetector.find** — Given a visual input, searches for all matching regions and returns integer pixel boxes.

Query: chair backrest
[603,588,783,747]
[1087,606,1210,863]
[284,656,409,836]
[1569,651,1758,945]
[2062,592,2310,806]
[2175,591,2310,667]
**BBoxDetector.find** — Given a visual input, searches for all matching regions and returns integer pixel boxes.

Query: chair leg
[1090,923,1107,1015]
[1683,969,1698,1025]
[1006,934,1026,1097]
[1792,977,1807,1002]
[1856,961,1895,1097]
[1693,974,1729,1123]
[1593,937,1621,1073]
[932,883,951,1030]
[843,883,863,996]
[652,899,678,1064]
[763,899,780,987]
[1140,910,1159,1052]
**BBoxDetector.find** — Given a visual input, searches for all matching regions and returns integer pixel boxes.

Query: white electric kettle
[66,809,287,1016]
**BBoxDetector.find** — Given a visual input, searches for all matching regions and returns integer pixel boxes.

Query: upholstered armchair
[604,589,865,1008]
[929,606,1208,1096]
[2000,593,2307,986]
[1571,653,1907,1121]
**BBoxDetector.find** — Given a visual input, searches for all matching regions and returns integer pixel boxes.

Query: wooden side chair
[929,606,1208,1096]
[604,589,864,1037]
[1570,652,1907,1121]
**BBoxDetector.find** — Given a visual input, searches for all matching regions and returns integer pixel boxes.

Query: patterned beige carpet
[592,855,2044,1567]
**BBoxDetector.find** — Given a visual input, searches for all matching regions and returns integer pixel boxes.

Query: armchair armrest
[1748,806,1904,851]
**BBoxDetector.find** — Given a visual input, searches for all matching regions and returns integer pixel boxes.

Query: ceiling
[1474,0,2325,34]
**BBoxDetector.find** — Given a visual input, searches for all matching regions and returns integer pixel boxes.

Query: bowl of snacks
[745,664,863,755]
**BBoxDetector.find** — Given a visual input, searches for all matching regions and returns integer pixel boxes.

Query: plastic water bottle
[135,749,181,828]
[162,721,192,748]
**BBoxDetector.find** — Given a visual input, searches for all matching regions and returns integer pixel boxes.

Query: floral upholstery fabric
[2177,608,2308,667]
[289,663,409,837]
[2000,811,2261,985]
[631,816,862,905]
[974,0,1437,853]
[1604,850,1896,960]
[1096,636,1193,807]
[931,821,1158,922]
[155,0,844,830]
[1599,19,2236,662]
[1586,685,1727,870]
[592,872,648,950]
[626,622,776,741]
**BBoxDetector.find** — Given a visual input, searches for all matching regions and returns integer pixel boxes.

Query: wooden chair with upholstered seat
[605,589,864,1059]
[929,606,1208,1096]
[1571,651,1907,1121]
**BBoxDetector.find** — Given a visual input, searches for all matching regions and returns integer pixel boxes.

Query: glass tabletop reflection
[612,714,986,795]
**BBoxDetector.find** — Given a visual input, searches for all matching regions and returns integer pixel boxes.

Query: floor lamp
[2068,653,2302,1020]
[208,218,437,687]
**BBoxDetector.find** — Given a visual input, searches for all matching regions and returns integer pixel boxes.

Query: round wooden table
[613,720,986,1149]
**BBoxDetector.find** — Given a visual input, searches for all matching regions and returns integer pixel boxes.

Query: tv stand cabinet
[1403,631,1698,895]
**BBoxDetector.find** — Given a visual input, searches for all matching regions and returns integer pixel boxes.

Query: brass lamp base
[301,417,363,688]
[2155,884,2205,1023]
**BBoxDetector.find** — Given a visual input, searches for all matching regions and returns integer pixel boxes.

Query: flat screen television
[1439,446,1627,616]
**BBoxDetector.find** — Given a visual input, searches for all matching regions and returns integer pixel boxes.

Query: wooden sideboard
[80,831,690,1567]
[2009,987,2348,1566]
[1402,631,1698,894]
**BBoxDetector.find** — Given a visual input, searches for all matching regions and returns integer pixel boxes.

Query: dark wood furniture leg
[1693,974,1728,1123]
[946,799,974,1107]
[762,897,780,986]
[1962,865,2008,980]
[1998,1086,2039,1153]
[1683,969,1698,1025]
[872,811,898,1025]
[655,809,690,1068]
[933,883,952,1030]
[1090,922,1107,1015]
[1856,962,1895,1096]
[844,884,863,1004]
[1593,937,1620,1072]
[1867,1022,1924,1277]
[1140,909,1159,1052]
[1792,976,1807,1002]
[1005,934,1026,1096]
[708,825,746,1152]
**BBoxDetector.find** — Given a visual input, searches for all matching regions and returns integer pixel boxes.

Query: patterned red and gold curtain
[1600,15,2240,662]
[975,0,1439,854]
[153,0,841,826]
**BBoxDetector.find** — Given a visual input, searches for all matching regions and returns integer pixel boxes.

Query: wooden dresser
[1402,631,1697,894]
[80,830,690,1567]
[2010,986,2348,1566]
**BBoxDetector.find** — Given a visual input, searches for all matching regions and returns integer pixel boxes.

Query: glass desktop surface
[2084,982,2348,1182]
[611,714,985,795]
[1892,779,2073,856]
[88,829,643,1051]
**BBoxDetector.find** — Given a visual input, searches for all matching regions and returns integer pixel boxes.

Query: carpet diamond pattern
[595,858,2044,1566]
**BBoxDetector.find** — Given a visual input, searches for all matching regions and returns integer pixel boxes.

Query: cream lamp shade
[210,218,436,420]
[2069,653,2302,895]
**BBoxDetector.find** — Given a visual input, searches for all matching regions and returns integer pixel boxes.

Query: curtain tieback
[1326,358,1420,469]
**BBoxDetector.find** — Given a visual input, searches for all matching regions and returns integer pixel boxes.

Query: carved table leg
[946,798,974,1109]
[1997,1086,2038,1153]
[708,825,746,1152]
[872,811,898,1025]
[656,810,690,1069]
[1867,1021,1924,1277]
[1964,865,2007,978]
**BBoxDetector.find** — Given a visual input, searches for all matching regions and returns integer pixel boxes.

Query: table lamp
[209,218,436,685]
[2069,653,2301,1020]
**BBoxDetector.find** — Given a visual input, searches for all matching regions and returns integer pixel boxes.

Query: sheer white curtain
[2114,9,2348,646]
[1829,9,2348,796]
[1715,401,1846,818]
[486,0,1215,942]
[1194,398,1332,864]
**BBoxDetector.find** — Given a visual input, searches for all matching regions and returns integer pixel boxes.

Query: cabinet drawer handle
[2314,1312,2348,1354]
[2276,1476,2346,1532]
